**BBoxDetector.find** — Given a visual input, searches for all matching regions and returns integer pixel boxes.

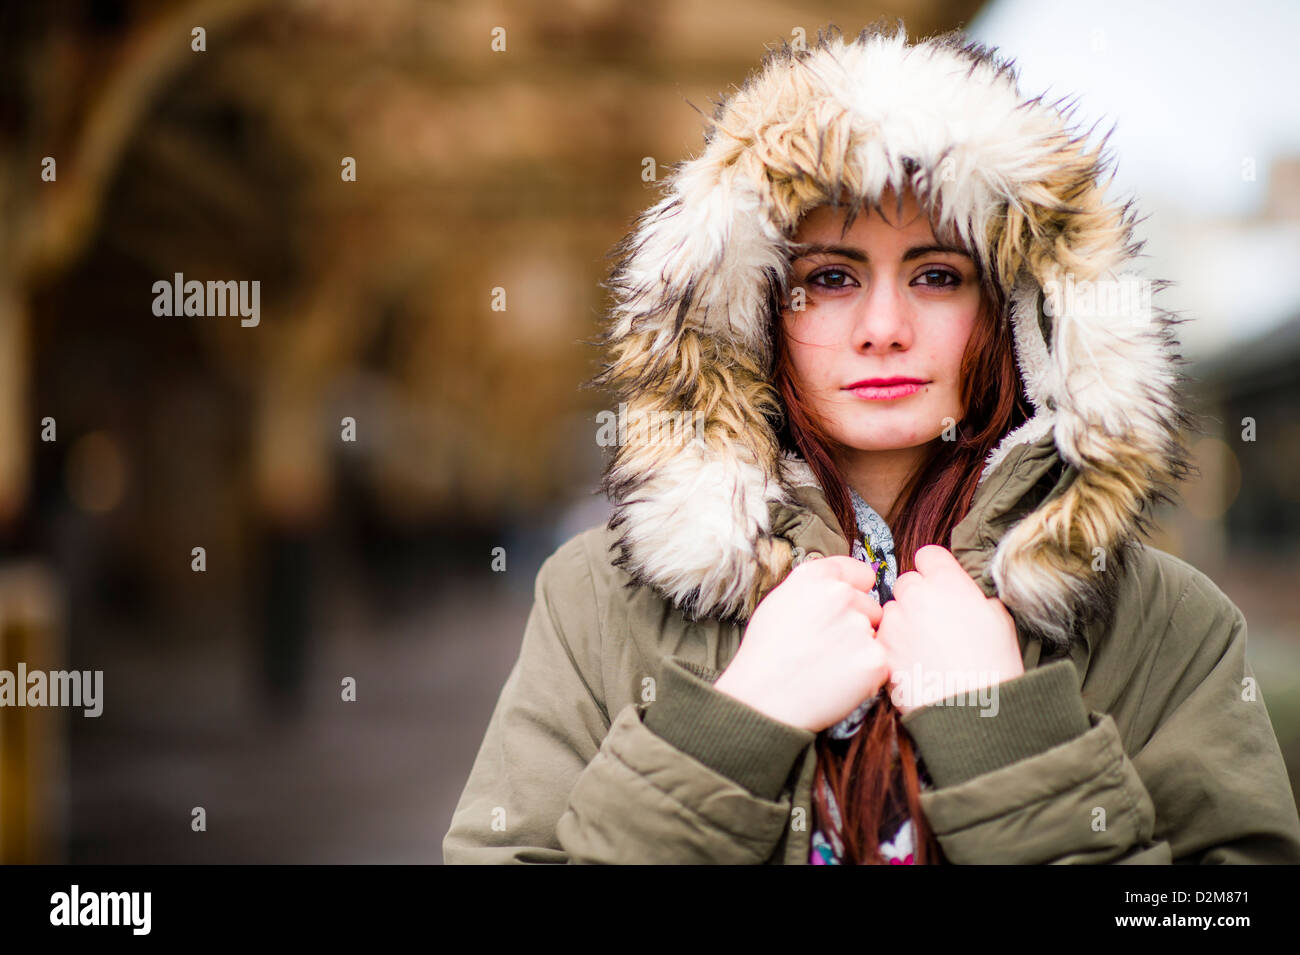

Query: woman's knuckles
[824,579,857,610]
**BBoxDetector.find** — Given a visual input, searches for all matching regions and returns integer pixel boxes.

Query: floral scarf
[809,488,932,865]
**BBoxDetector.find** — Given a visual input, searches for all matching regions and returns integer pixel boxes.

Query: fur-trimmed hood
[591,24,1195,652]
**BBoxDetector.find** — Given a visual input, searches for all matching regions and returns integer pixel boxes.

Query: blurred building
[1155,157,1300,574]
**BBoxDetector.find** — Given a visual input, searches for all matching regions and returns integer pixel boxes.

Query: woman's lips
[846,381,927,400]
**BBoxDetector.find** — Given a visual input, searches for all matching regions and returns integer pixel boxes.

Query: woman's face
[781,189,982,457]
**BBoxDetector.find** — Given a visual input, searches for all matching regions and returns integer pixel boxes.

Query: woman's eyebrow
[902,243,970,261]
[790,242,970,262]
[790,243,867,262]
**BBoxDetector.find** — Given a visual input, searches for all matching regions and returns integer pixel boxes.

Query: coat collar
[768,427,1096,663]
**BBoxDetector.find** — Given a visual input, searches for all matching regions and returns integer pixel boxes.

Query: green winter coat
[442,432,1300,864]
[442,28,1300,864]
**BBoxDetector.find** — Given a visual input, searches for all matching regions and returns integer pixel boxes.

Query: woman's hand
[874,544,1024,716]
[714,555,888,733]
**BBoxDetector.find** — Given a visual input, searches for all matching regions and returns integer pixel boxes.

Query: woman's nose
[852,280,913,350]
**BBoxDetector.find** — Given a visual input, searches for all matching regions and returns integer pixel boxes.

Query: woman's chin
[826,417,949,451]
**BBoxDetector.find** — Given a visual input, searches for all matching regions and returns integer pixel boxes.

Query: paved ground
[66,570,530,864]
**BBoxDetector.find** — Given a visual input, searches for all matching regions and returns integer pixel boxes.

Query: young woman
[443,25,1300,864]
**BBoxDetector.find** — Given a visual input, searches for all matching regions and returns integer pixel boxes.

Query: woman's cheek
[788,338,837,397]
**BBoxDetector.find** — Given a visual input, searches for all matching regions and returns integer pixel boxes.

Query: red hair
[771,241,1031,864]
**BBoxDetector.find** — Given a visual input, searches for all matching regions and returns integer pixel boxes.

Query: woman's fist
[874,544,1024,715]
[714,555,888,732]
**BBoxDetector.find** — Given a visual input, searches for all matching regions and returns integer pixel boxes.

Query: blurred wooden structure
[0,563,66,863]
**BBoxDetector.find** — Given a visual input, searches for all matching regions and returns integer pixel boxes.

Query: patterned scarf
[809,487,932,864]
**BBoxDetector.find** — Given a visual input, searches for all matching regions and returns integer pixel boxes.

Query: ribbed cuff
[643,656,815,801]
[899,658,1091,789]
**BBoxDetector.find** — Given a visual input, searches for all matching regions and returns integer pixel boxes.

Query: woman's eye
[914,268,960,288]
[809,268,856,289]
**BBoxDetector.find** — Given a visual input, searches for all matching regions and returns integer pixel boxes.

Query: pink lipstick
[844,377,928,401]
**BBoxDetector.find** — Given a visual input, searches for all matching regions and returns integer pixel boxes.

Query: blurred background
[0,0,1296,863]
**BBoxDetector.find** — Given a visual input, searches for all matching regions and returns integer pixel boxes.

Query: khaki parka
[442,427,1300,863]
[443,26,1300,864]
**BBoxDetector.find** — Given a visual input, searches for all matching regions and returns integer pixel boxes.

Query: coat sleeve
[441,534,814,864]
[899,572,1300,864]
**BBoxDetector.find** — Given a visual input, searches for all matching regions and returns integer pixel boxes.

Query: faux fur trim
[591,24,1195,651]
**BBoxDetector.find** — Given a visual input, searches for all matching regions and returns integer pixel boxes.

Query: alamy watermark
[890,663,1001,717]
[596,402,706,448]
[152,272,260,327]
[50,885,150,935]
[1041,273,1153,328]
[0,663,103,717]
